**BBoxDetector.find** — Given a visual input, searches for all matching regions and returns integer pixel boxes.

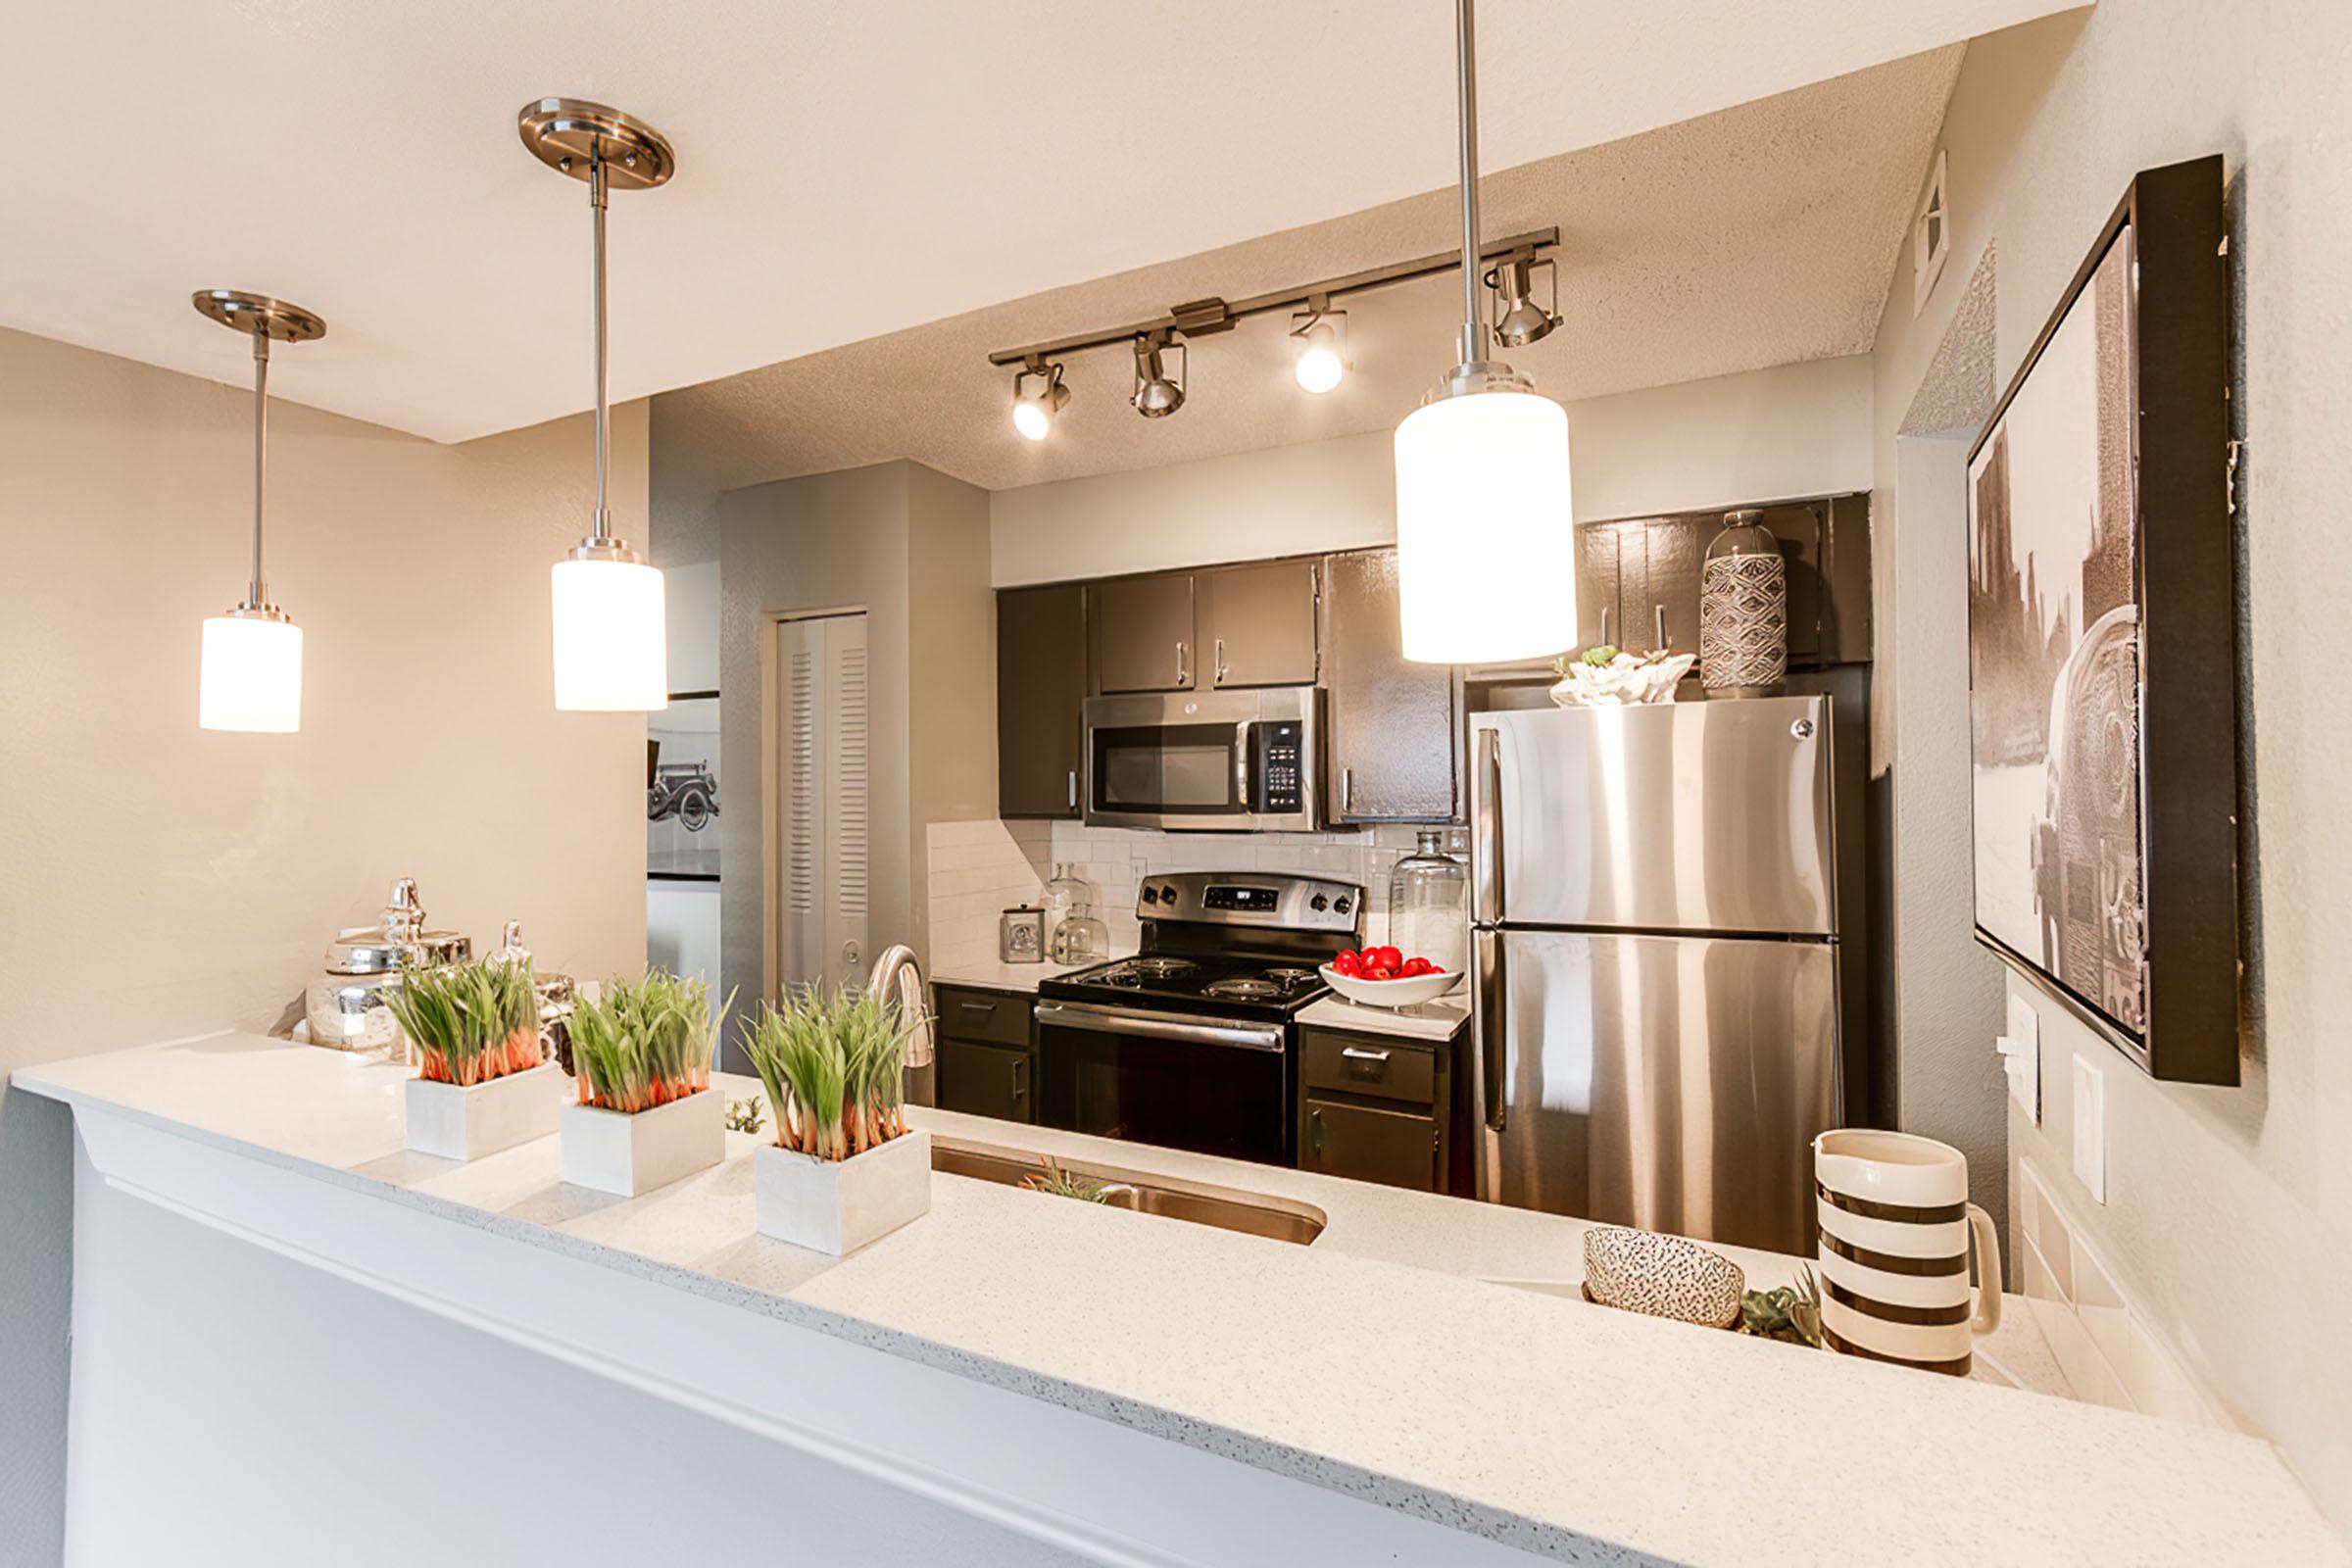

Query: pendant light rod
[588,147,612,542]
[1452,0,1486,366]
[248,324,270,605]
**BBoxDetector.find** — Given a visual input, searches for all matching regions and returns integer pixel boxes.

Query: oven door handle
[1034,1001,1286,1054]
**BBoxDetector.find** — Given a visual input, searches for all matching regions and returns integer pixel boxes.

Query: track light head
[1291,305,1347,394]
[1131,332,1186,418]
[1489,254,1560,349]
[1012,360,1070,441]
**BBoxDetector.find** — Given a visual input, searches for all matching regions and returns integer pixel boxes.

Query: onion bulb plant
[740,987,918,1160]
[382,960,544,1087]
[568,971,731,1114]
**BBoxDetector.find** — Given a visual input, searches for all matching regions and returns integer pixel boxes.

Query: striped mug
[1812,1130,2001,1376]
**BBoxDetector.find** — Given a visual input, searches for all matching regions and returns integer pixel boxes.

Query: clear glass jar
[1050,906,1109,965]
[1041,863,1096,951]
[1386,830,1467,974]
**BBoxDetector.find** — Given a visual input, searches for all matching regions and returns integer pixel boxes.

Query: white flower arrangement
[1548,645,1697,708]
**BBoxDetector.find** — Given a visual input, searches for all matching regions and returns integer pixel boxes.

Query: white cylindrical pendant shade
[1394,389,1580,664]
[551,557,668,711]
[199,615,304,733]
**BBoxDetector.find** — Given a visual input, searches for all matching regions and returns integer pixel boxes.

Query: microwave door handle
[1234,719,1254,812]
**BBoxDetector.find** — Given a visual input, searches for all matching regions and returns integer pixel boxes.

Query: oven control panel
[1137,871,1363,936]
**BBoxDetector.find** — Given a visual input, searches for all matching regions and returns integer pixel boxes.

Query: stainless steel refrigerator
[1468,697,1840,1255]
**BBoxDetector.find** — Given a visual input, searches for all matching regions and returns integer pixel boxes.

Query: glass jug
[1386,831,1467,975]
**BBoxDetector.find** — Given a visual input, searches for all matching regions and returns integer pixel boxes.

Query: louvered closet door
[772,612,871,999]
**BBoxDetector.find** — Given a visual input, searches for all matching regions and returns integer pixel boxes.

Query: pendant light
[193,290,325,732]
[1393,0,1579,664]
[520,98,674,711]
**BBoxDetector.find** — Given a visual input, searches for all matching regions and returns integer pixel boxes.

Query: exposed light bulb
[1013,395,1053,440]
[1011,362,1068,440]
[1294,320,1345,393]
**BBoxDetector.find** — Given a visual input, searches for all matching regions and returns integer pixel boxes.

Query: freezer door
[1473,928,1838,1254]
[1471,698,1835,936]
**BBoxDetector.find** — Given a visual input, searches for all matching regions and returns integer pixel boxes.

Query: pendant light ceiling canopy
[520,97,673,713]
[1393,0,1580,666]
[194,289,325,733]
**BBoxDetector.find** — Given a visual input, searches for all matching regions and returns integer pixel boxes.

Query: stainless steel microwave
[1082,688,1319,832]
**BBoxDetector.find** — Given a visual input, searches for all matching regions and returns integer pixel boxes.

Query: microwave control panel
[1254,720,1303,812]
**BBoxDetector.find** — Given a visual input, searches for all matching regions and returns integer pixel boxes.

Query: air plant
[1020,1157,1109,1203]
[739,986,918,1161]
[568,971,732,1114]
[382,960,544,1087]
[1740,1264,1826,1347]
[724,1095,766,1135]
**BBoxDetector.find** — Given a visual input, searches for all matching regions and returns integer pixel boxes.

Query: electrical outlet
[1996,991,2041,1123]
[2072,1054,2106,1204]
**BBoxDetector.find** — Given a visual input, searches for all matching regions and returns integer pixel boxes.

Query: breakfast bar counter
[16,1033,2342,1566]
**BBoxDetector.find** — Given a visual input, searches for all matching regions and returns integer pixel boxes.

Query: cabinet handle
[959,1000,997,1019]
[1011,1055,1028,1103]
[1213,637,1228,683]
[1599,606,1611,648]
[1309,1107,1326,1157]
[1174,640,1189,686]
[1653,604,1668,650]
[1342,766,1354,815]
[1067,768,1077,810]
[1340,1046,1392,1065]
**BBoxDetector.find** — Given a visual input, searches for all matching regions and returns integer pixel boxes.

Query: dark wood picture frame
[1964,154,2238,1085]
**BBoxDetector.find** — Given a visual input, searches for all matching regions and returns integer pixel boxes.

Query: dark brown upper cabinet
[1323,549,1457,823]
[1093,572,1198,693]
[1579,494,1871,670]
[1200,560,1320,688]
[997,583,1087,817]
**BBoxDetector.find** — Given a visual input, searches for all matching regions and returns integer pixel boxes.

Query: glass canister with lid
[1385,831,1467,975]
[305,876,471,1056]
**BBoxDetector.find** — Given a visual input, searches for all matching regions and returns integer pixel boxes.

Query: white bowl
[1319,964,1464,1008]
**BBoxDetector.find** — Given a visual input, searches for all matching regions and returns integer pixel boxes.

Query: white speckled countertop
[1298,991,1470,1040]
[928,955,1111,993]
[15,1035,2343,1566]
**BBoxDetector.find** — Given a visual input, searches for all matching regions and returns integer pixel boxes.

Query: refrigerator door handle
[1473,726,1504,924]
[1475,925,1507,1138]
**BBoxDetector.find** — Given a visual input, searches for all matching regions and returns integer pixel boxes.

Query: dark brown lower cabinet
[937,1036,1035,1124]
[1300,1096,1439,1191]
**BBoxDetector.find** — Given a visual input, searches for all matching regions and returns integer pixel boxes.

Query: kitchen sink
[931,1139,1327,1246]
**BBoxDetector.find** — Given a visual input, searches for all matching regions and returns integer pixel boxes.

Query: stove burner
[1204,978,1281,1002]
[1262,966,1319,986]
[1128,957,1196,976]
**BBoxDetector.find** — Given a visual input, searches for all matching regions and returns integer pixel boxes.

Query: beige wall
[716,460,994,1016]
[1869,2,2352,1526]
[0,324,651,1555]
[987,357,1876,586]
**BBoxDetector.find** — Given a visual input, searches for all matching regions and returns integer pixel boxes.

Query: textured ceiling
[0,1,2071,444]
[654,47,1963,514]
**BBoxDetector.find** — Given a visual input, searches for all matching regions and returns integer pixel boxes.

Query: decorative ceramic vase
[1699,509,1788,697]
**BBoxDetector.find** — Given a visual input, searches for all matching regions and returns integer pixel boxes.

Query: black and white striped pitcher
[1812,1131,2001,1375]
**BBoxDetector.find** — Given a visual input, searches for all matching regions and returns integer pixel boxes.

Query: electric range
[1033,871,1363,1166]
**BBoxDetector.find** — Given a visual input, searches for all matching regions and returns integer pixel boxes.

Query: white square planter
[756,1129,932,1255]
[559,1089,724,1197]
[405,1062,562,1162]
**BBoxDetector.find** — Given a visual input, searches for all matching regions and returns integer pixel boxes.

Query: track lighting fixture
[1488,252,1561,348]
[1393,0,1579,664]
[1131,331,1187,418]
[194,289,325,733]
[519,98,675,713]
[1291,301,1348,394]
[1011,359,1069,441]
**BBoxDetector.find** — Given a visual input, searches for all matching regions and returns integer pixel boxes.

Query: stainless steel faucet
[866,945,936,1107]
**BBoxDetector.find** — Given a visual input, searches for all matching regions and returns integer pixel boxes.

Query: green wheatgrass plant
[738,986,918,1160]
[1020,1157,1110,1203]
[381,960,544,1087]
[568,971,732,1114]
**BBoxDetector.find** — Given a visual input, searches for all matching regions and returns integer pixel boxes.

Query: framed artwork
[1965,154,2238,1085]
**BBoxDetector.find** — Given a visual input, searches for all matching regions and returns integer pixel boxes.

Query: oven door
[1083,689,1316,831]
[1034,1001,1294,1166]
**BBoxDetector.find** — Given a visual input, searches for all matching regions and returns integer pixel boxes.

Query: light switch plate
[2072,1054,2106,1203]
[1997,991,2041,1123]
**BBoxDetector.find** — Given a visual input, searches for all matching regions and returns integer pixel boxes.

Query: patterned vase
[1699,509,1788,697]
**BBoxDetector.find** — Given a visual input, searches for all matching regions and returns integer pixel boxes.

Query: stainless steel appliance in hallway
[1469,698,1841,1254]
